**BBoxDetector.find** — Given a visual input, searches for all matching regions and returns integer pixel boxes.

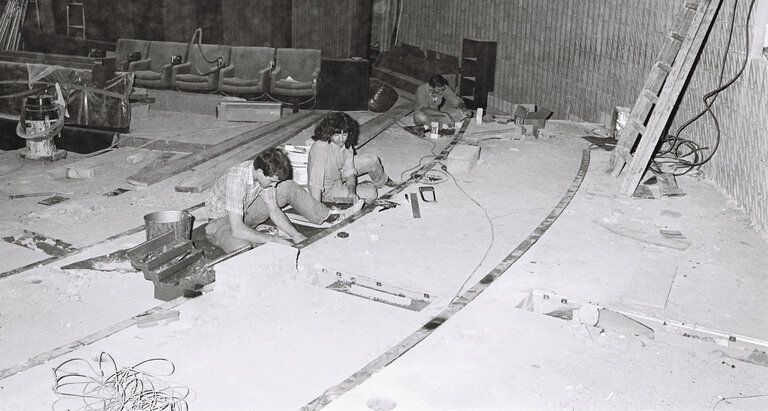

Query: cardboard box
[216,101,282,122]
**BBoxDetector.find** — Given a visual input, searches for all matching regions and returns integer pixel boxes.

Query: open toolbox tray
[126,231,214,300]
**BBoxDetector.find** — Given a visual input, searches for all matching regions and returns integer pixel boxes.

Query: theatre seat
[172,44,231,93]
[129,41,189,89]
[115,38,149,71]
[269,48,321,110]
[218,46,275,97]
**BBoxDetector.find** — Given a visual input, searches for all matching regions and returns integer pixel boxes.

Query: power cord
[655,0,756,175]
[438,163,496,306]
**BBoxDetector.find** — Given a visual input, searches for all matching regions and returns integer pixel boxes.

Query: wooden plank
[177,104,413,193]
[619,0,720,196]
[357,100,414,147]
[173,119,316,193]
[126,111,321,188]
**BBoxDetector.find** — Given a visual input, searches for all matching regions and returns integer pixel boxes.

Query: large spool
[17,95,67,161]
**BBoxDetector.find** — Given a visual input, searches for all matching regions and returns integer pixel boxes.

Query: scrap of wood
[656,172,685,197]
[467,127,521,138]
[598,214,691,250]
[126,110,322,188]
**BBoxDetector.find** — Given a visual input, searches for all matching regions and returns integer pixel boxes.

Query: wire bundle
[52,352,190,411]
[653,0,756,176]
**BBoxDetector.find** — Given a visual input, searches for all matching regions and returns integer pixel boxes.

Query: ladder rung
[640,89,659,104]
[684,1,699,9]
[655,61,672,73]
[628,119,646,134]
[670,32,685,41]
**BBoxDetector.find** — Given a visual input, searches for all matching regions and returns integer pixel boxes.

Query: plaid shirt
[206,160,263,220]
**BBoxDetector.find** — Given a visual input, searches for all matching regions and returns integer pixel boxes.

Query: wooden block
[66,166,96,179]
[217,101,282,123]
[446,144,481,175]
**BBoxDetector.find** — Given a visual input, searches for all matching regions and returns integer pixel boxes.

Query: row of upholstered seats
[114,38,321,98]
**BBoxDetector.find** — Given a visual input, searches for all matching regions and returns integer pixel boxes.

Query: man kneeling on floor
[307,111,398,204]
[206,147,364,253]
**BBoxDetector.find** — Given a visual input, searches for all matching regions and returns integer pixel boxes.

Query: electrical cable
[655,0,756,175]
[52,352,191,411]
[712,393,768,410]
[439,163,496,306]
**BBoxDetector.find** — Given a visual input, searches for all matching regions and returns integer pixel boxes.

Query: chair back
[146,41,189,72]
[230,46,275,79]
[275,48,321,82]
[115,39,149,69]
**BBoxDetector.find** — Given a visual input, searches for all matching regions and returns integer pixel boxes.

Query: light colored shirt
[307,140,354,194]
[414,83,463,112]
[207,160,263,220]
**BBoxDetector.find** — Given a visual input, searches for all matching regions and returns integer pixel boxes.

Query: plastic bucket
[143,210,193,241]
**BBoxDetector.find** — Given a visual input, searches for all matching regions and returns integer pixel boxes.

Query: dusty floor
[0,100,767,410]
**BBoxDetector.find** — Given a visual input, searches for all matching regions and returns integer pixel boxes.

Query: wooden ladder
[65,0,85,38]
[606,0,722,196]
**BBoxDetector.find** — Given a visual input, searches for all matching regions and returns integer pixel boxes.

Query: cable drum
[367,79,398,112]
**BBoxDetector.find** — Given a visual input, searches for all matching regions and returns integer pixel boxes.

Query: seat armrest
[129,59,151,71]
[259,67,271,89]
[172,62,192,76]
[271,66,282,81]
[219,65,234,78]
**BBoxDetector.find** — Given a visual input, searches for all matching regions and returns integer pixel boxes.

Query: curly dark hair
[311,111,360,148]
[252,147,293,181]
[428,74,449,88]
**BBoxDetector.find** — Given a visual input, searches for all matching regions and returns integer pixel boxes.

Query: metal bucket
[143,210,193,241]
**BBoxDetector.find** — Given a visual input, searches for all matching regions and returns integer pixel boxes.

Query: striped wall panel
[387,0,768,237]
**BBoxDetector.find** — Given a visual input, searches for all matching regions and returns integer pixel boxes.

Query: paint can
[143,210,193,241]
[430,122,439,139]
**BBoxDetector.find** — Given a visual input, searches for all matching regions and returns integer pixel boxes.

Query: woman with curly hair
[307,111,397,204]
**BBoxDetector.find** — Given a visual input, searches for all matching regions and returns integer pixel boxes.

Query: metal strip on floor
[300,147,592,411]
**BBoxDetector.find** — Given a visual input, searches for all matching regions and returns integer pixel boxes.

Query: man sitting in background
[205,147,363,253]
[413,74,472,130]
[307,111,397,204]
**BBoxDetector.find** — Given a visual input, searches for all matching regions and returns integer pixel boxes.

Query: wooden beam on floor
[126,111,323,188]
[117,136,212,153]
[357,100,414,148]
[173,114,322,193]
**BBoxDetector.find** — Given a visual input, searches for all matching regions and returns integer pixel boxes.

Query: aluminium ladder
[606,0,722,196]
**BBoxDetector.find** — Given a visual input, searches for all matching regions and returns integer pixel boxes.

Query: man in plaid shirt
[205,147,363,253]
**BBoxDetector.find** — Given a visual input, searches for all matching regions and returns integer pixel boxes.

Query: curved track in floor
[301,147,592,410]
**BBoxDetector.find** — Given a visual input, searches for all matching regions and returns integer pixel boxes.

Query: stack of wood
[0,0,28,51]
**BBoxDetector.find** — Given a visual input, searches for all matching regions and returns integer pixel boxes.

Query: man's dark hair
[252,148,293,181]
[311,111,360,148]
[428,74,449,88]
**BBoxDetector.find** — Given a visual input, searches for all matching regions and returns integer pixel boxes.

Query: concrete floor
[0,103,766,410]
